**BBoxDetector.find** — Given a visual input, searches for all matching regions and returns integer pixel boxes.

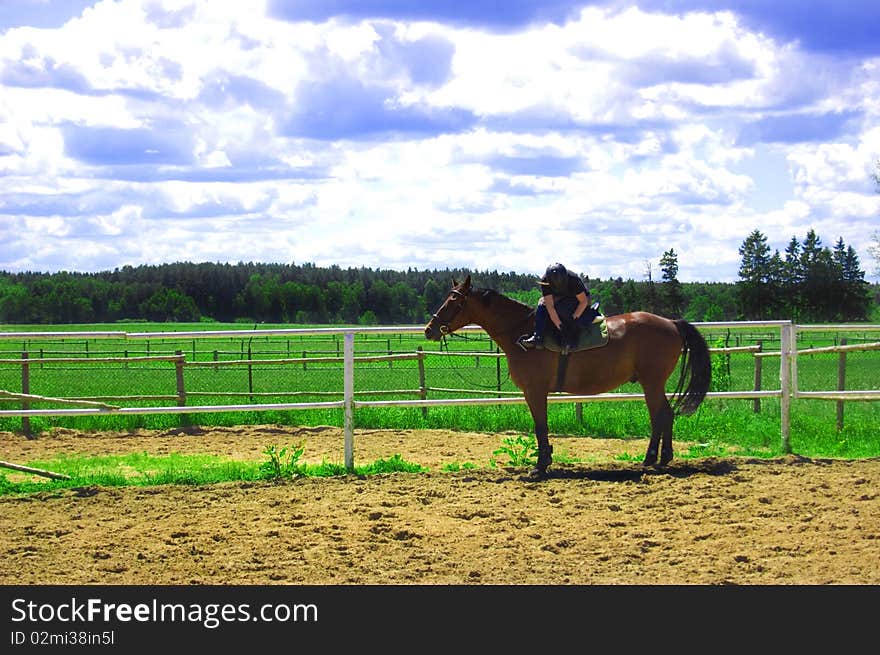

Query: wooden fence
[1,322,879,468]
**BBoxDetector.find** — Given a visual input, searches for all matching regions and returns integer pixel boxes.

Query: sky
[1,1,879,283]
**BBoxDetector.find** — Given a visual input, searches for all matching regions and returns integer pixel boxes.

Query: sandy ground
[1,425,878,585]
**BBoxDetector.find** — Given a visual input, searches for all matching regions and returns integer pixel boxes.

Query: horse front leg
[525,392,552,479]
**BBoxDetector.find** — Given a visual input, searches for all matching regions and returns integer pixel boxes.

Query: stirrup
[518,334,544,350]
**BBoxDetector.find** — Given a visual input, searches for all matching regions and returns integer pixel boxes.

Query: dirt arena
[1,425,878,585]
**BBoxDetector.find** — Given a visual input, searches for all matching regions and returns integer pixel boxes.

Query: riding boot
[520,305,548,349]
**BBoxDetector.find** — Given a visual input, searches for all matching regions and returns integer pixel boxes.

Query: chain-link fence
[1,323,878,440]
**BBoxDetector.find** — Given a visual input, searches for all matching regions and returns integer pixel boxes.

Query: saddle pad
[543,316,609,353]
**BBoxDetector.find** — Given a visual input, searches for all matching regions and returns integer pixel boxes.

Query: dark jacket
[539,269,588,300]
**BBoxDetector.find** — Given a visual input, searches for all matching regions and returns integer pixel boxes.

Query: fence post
[790,324,799,399]
[495,346,501,396]
[247,345,254,402]
[780,323,792,454]
[417,347,427,418]
[344,331,354,471]
[21,352,32,439]
[837,337,847,431]
[175,350,189,428]
[753,340,763,413]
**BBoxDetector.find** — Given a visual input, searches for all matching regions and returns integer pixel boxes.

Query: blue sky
[1,1,878,282]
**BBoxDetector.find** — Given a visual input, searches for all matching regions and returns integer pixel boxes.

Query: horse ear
[452,278,458,287]
[464,275,471,288]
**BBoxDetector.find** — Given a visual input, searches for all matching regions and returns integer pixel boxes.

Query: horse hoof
[527,467,547,480]
[659,454,674,467]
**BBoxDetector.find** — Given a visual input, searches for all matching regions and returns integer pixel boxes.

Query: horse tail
[670,319,712,416]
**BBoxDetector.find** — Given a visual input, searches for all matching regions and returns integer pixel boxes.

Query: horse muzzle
[424,321,447,341]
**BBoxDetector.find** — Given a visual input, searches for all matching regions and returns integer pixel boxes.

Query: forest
[0,228,875,325]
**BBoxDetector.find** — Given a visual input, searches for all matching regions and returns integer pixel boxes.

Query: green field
[1,321,879,460]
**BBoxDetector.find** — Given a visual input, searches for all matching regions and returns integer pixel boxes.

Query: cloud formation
[1,0,878,282]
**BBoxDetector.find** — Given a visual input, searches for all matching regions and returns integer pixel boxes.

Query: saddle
[542,313,609,354]
[517,302,609,355]
[514,305,609,392]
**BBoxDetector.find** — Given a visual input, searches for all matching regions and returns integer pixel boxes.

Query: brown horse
[424,275,711,478]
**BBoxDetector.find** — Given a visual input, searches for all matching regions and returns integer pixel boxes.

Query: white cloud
[1,1,878,283]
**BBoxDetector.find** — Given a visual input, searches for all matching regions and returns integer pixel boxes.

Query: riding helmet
[544,263,568,292]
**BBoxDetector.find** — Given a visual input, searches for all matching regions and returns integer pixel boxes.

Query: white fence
[1,321,879,469]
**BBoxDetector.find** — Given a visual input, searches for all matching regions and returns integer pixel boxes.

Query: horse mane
[470,288,535,336]
[471,287,533,314]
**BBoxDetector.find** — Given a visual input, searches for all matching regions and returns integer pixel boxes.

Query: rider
[520,263,594,350]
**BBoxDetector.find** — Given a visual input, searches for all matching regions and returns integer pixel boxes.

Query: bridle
[431,286,513,389]
[430,288,468,335]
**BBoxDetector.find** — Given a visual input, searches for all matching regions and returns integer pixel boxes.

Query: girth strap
[554,352,569,392]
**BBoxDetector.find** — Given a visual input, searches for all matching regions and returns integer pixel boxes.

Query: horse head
[424,275,473,340]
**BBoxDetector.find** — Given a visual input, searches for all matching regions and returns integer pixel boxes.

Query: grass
[4,405,871,499]
[0,444,429,497]
[1,321,879,477]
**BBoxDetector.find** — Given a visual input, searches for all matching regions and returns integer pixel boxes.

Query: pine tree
[659,248,684,318]
[782,236,803,320]
[841,244,871,320]
[737,229,772,319]
[799,229,837,321]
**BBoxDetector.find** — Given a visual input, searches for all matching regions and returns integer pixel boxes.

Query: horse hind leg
[658,404,674,466]
[643,384,674,467]
[644,420,661,467]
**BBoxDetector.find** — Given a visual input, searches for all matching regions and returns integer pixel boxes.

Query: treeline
[0,262,540,325]
[0,236,874,325]
[0,260,733,325]
[737,229,872,322]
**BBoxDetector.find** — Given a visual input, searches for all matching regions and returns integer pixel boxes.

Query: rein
[429,286,534,390]
[438,333,513,390]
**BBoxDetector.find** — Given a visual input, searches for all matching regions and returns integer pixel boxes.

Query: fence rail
[2,321,879,468]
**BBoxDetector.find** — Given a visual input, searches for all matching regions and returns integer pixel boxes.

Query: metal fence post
[344,331,354,471]
[417,347,427,418]
[247,345,254,402]
[21,352,32,439]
